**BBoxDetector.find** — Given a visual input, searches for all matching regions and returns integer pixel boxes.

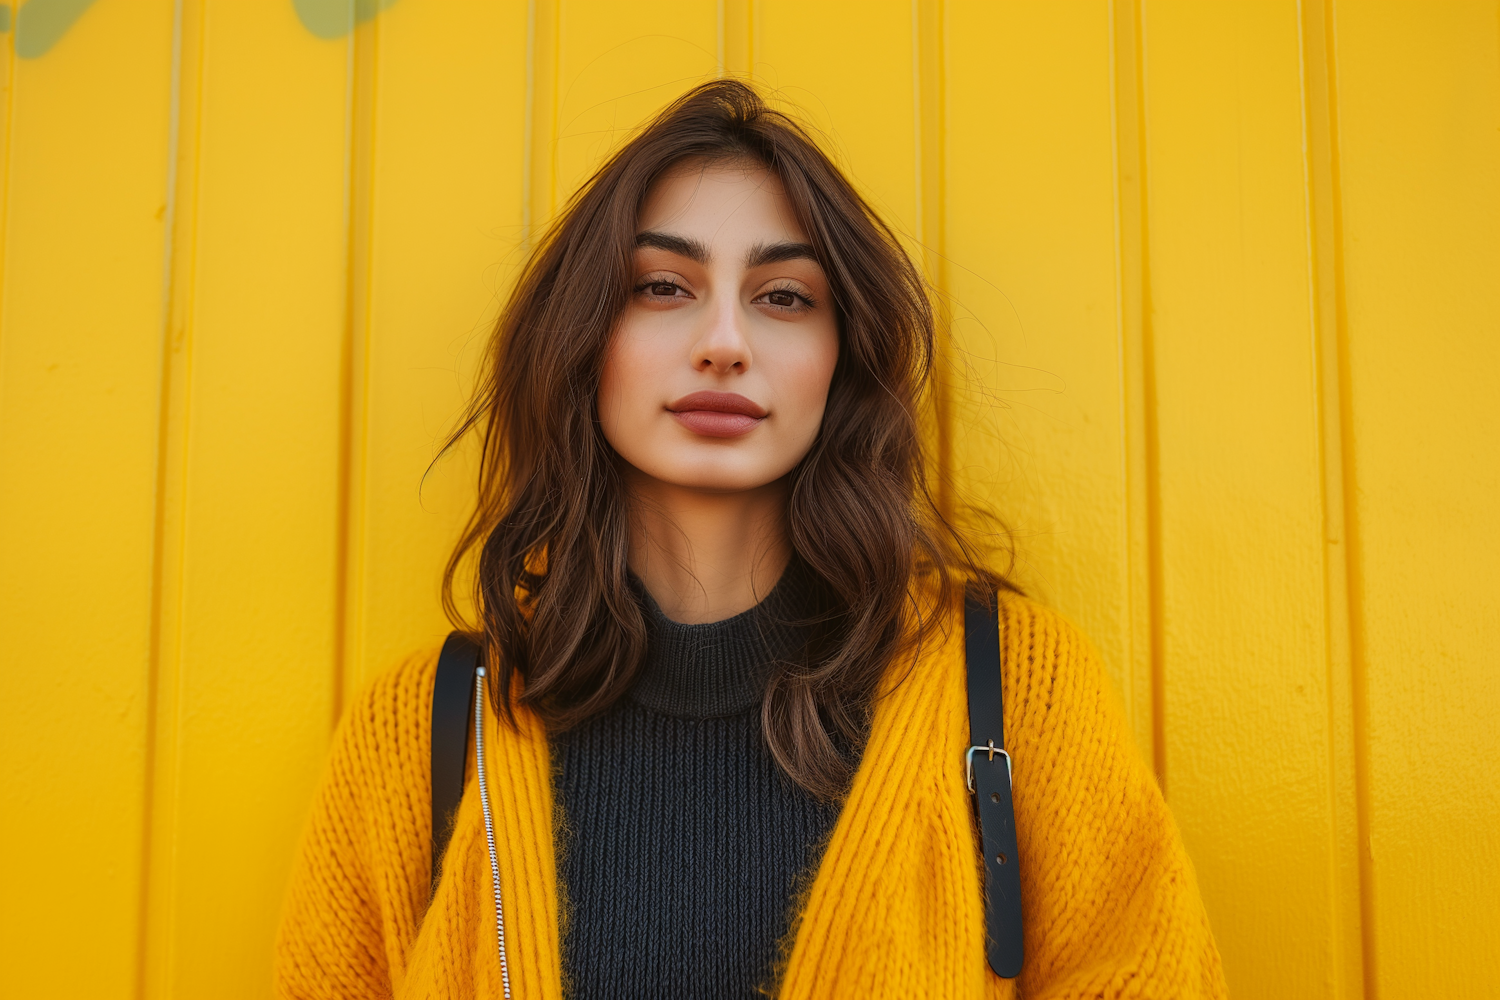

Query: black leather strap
[965,594,1024,978]
[430,631,481,896]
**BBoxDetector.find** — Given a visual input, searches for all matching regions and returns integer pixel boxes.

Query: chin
[673,470,782,493]
[647,460,789,494]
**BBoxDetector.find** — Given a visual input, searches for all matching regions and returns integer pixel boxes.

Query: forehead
[637,159,807,245]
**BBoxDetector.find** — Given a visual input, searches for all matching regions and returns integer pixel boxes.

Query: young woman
[275,81,1227,999]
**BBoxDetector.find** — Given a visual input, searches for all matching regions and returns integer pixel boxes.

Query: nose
[691,293,751,374]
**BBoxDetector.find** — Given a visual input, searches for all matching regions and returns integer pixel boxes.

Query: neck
[624,468,791,624]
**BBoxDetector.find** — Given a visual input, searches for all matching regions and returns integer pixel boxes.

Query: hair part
[442,79,1005,798]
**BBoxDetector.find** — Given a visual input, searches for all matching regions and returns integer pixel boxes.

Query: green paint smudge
[15,0,97,57]
[293,0,399,40]
[0,7,12,34]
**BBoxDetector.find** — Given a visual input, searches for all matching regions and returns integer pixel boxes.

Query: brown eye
[649,282,679,297]
[766,289,797,308]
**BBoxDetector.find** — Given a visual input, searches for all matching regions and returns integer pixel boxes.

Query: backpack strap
[965,594,1025,978]
[430,631,481,897]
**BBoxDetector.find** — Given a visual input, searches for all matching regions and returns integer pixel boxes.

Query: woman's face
[597,160,840,493]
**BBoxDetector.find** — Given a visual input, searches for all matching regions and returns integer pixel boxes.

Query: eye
[755,283,815,313]
[635,276,691,301]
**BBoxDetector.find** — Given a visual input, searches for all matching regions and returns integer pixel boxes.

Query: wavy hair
[443,79,1001,797]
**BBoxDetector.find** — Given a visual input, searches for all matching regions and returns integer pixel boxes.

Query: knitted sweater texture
[551,563,847,997]
[275,592,1228,999]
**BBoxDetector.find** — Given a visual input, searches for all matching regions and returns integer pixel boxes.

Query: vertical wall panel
[140,2,350,996]
[944,1,1144,747]
[549,0,719,224]
[754,0,918,241]
[1333,2,1500,995]
[346,1,530,695]
[1141,3,1341,996]
[0,3,175,996]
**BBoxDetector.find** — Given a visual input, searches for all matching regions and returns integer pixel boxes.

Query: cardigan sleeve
[274,653,436,1000]
[1002,596,1228,1000]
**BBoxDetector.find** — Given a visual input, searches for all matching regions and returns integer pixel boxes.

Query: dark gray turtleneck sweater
[550,562,847,999]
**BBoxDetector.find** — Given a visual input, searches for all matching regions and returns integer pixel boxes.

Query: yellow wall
[0,1,1495,997]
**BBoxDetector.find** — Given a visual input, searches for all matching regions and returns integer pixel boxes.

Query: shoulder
[985,589,1126,749]
[919,586,1104,698]
[278,646,447,988]
[328,644,444,772]
[992,589,1098,674]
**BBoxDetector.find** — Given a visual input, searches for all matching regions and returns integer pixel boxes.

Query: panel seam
[1320,1,1378,993]
[139,0,200,993]
[135,0,182,984]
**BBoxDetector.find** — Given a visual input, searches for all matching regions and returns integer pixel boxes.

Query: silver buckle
[965,740,1013,793]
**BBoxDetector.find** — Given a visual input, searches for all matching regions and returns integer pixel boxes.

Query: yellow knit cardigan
[276,592,1227,999]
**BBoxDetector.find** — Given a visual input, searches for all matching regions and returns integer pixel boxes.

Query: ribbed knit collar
[627,557,816,719]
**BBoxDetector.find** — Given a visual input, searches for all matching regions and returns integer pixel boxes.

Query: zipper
[474,666,515,999]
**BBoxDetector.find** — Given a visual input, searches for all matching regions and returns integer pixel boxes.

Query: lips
[666,391,768,438]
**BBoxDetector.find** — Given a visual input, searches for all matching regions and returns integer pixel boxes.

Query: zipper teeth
[475,667,514,1000]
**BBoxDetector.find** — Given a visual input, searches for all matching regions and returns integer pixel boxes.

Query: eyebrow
[633,231,821,271]
[744,240,820,269]
[634,231,710,264]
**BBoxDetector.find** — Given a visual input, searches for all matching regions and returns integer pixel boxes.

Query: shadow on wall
[4,0,397,58]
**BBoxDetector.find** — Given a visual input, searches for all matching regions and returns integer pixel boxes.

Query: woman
[276,80,1227,999]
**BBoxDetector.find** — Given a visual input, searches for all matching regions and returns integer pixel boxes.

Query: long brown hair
[444,79,997,797]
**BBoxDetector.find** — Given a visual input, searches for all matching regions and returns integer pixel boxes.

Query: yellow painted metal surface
[0,2,1495,997]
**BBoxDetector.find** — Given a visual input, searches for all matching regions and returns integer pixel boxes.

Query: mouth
[666,391,768,438]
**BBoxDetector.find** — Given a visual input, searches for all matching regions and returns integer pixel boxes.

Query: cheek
[597,321,661,445]
[774,326,841,430]
[596,336,631,443]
